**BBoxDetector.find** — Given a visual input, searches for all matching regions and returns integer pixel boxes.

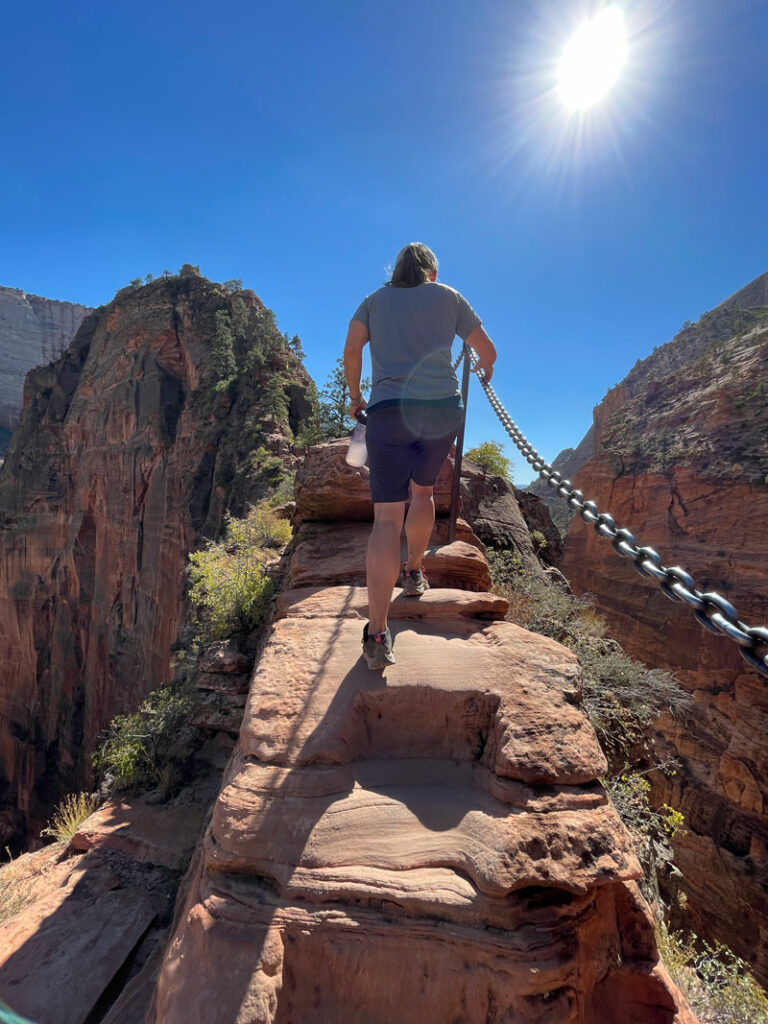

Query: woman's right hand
[348,395,368,419]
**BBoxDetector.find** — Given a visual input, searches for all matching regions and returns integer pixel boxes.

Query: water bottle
[345,411,368,468]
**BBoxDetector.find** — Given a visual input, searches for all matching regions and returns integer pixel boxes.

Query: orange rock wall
[0,276,312,844]
[564,421,768,980]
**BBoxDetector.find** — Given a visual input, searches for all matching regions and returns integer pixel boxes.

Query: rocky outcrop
[0,285,91,436]
[0,273,313,846]
[148,444,696,1024]
[562,269,768,980]
[295,440,553,579]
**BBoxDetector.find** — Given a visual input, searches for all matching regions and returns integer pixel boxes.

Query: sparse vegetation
[40,792,99,843]
[0,852,28,924]
[93,683,196,794]
[465,440,513,480]
[657,921,768,1024]
[187,500,291,642]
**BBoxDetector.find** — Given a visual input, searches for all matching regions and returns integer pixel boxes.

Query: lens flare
[558,5,627,110]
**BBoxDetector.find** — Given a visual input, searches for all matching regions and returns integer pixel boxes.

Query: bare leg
[367,501,406,634]
[404,482,435,571]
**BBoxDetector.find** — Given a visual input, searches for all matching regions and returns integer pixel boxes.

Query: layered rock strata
[149,443,696,1023]
[0,285,91,434]
[0,273,313,844]
[562,270,768,979]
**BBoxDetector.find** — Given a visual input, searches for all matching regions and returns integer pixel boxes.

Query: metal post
[448,345,471,543]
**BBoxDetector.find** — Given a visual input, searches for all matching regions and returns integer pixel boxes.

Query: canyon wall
[0,272,313,845]
[0,285,92,434]
[563,270,768,979]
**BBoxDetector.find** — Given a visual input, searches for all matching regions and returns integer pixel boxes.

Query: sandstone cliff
[0,272,313,846]
[146,441,696,1024]
[562,269,768,980]
[0,285,92,438]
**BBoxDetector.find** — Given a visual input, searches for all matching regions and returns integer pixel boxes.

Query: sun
[558,5,627,111]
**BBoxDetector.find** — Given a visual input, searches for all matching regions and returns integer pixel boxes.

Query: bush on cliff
[188,500,291,641]
[658,921,768,1024]
[464,441,513,481]
[40,792,99,843]
[93,683,196,794]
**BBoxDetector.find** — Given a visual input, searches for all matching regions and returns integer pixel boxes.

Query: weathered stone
[198,641,252,675]
[294,438,455,521]
[0,848,164,1024]
[195,670,251,694]
[0,274,312,843]
[562,270,768,983]
[290,521,492,592]
[191,691,247,734]
[71,798,206,871]
[277,585,510,622]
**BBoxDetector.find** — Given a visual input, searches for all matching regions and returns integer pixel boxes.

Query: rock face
[0,285,92,435]
[148,445,696,1024]
[562,269,768,980]
[0,273,313,845]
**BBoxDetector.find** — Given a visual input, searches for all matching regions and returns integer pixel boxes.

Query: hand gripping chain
[455,347,768,678]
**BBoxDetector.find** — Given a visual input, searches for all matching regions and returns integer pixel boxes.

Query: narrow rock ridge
[149,440,697,1024]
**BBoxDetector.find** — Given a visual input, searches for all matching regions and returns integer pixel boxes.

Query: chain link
[462,346,768,679]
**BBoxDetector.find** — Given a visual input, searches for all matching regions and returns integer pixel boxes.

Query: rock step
[238,615,602,785]
[291,521,492,592]
[277,585,509,622]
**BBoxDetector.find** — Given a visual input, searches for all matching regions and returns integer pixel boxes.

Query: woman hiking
[343,242,497,669]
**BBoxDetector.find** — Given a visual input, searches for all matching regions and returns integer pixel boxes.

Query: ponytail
[387,243,438,288]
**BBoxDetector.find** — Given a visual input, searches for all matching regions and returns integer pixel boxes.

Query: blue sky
[2,0,767,483]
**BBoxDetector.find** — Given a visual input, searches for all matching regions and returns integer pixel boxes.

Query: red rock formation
[148,445,696,1024]
[563,273,768,980]
[0,273,313,845]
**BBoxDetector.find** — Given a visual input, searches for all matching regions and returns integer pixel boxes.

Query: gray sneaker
[399,565,429,597]
[362,623,395,669]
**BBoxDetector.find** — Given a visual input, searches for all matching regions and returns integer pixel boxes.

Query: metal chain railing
[455,347,768,678]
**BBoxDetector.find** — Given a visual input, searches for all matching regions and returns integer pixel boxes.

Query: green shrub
[464,440,513,480]
[188,501,291,641]
[657,920,768,1023]
[488,561,606,642]
[40,792,99,843]
[93,683,196,793]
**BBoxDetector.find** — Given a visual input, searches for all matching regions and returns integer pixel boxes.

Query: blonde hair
[387,243,438,288]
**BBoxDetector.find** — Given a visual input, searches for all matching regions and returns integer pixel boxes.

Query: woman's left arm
[344,319,369,416]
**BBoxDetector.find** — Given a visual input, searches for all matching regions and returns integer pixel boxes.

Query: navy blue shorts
[366,402,464,504]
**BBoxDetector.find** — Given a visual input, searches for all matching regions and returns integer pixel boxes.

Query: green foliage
[223,278,243,293]
[188,501,291,641]
[212,309,237,386]
[252,374,290,426]
[657,921,768,1024]
[93,683,196,793]
[530,529,547,551]
[129,278,143,287]
[464,440,513,481]
[313,357,371,440]
[40,792,99,843]
[288,334,306,359]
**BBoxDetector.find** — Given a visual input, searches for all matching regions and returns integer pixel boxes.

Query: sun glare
[558,5,627,111]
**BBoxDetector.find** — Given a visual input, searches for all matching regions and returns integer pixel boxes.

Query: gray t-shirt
[352,281,482,407]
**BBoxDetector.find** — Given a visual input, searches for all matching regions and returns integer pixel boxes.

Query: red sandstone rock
[149,514,697,1023]
[0,274,312,843]
[290,520,492,592]
[293,438,454,520]
[562,287,768,982]
[70,798,206,871]
[198,641,252,675]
